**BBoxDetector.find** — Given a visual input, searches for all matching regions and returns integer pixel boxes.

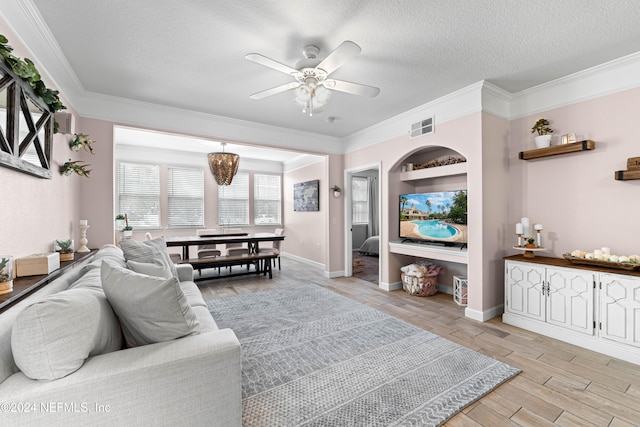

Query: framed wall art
[293,179,319,212]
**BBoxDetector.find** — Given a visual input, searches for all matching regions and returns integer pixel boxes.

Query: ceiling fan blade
[315,41,361,75]
[249,82,301,100]
[245,53,301,77]
[323,79,380,97]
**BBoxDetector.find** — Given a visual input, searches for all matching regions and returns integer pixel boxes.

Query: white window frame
[116,162,161,229]
[254,173,282,226]
[352,176,369,224]
[167,166,204,228]
[218,171,249,226]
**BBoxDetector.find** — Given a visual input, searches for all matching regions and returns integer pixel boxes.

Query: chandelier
[293,77,331,117]
[208,143,239,186]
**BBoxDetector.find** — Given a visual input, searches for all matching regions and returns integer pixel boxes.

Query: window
[117,162,160,228]
[254,174,281,225]
[352,177,369,224]
[218,171,249,226]
[168,167,204,228]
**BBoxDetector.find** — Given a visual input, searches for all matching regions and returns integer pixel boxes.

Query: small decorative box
[16,252,60,277]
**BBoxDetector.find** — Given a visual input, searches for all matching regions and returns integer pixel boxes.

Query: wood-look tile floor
[197,258,640,426]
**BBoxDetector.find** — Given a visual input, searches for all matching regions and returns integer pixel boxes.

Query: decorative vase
[0,256,13,295]
[123,230,133,238]
[333,191,340,198]
[534,135,552,148]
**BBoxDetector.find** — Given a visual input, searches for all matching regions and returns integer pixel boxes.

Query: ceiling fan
[245,41,380,116]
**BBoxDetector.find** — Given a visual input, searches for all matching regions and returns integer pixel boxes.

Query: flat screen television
[399,190,467,247]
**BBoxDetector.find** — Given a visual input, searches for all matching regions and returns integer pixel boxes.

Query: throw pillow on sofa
[126,259,173,279]
[101,261,200,348]
[119,237,178,278]
[11,288,123,380]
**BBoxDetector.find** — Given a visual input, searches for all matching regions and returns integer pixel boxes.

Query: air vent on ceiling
[409,117,434,139]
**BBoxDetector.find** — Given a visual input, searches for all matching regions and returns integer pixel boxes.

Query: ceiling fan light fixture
[293,81,331,116]
[208,143,239,186]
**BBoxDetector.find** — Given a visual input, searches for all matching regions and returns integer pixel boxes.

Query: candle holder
[517,233,522,248]
[78,223,90,253]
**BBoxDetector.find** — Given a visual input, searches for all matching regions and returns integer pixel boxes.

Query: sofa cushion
[11,288,122,380]
[101,261,200,348]
[180,280,207,308]
[127,259,173,279]
[119,237,178,278]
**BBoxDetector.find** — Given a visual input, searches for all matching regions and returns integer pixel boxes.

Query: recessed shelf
[389,241,468,264]
[519,140,595,160]
[615,169,640,180]
[400,162,467,181]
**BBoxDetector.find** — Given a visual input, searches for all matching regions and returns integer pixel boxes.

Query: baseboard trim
[380,281,402,291]
[280,252,324,271]
[465,304,504,322]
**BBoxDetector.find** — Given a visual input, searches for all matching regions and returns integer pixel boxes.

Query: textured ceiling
[23,0,640,139]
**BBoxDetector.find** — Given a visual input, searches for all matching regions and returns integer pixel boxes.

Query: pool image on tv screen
[399,190,467,246]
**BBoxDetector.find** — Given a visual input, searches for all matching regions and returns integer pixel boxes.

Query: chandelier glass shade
[293,77,331,116]
[208,144,239,186]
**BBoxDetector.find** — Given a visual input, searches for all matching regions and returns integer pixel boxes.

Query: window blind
[352,176,369,224]
[218,171,249,226]
[117,162,160,228]
[168,166,204,228]
[254,174,281,225]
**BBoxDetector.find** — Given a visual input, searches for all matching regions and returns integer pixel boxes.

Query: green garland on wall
[0,34,66,113]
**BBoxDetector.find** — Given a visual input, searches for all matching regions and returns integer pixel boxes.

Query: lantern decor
[208,142,239,186]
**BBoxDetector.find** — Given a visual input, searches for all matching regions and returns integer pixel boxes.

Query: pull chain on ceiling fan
[245,41,380,116]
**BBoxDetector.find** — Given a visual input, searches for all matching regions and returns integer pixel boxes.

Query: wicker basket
[401,272,439,297]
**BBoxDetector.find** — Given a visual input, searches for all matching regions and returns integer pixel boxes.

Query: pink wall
[282,159,327,265]
[510,88,640,257]
[0,22,81,258]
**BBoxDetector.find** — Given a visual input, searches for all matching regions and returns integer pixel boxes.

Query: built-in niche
[0,59,54,179]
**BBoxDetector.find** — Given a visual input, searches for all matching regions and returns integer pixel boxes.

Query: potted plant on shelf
[531,118,554,148]
[55,239,74,261]
[123,226,133,239]
[0,256,13,295]
[115,214,126,231]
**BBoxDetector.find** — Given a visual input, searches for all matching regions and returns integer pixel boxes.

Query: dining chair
[258,228,283,270]
[196,229,221,276]
[223,228,249,256]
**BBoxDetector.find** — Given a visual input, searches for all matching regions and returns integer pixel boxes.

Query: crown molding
[509,50,640,119]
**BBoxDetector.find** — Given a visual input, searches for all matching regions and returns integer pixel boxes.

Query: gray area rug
[207,286,519,426]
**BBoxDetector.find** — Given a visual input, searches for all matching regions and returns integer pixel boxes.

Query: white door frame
[344,162,382,277]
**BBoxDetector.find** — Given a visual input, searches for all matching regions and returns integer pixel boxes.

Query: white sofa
[0,243,241,426]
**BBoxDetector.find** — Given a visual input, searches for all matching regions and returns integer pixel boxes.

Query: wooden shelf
[400,162,467,181]
[389,241,468,264]
[615,169,640,181]
[0,250,96,313]
[519,140,595,160]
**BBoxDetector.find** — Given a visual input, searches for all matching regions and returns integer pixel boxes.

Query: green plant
[69,133,95,154]
[331,185,341,193]
[61,159,91,178]
[0,34,66,114]
[531,118,554,136]
[56,239,73,253]
[115,214,125,220]
[123,226,133,232]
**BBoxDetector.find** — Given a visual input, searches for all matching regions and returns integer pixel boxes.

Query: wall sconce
[331,185,341,198]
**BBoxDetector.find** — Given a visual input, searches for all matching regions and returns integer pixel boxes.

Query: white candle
[521,217,530,238]
[516,223,523,234]
[601,247,610,255]
[79,220,88,226]
[534,224,543,231]
[594,249,602,260]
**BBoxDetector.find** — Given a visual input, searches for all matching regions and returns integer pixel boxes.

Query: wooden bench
[181,253,278,280]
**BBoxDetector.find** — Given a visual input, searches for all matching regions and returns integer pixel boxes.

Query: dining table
[165,232,285,260]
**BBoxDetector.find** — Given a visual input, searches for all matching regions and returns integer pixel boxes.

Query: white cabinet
[599,273,640,349]
[505,261,594,335]
[503,257,640,365]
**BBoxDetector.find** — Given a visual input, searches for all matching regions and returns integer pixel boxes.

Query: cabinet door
[505,261,545,321]
[546,267,594,335]
[600,273,640,348]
